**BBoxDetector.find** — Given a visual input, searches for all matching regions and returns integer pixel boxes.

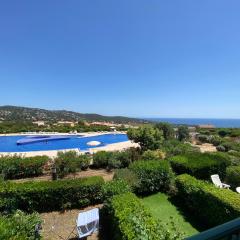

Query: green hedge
[0,176,104,212]
[176,174,240,227]
[105,192,179,240]
[0,210,41,240]
[0,155,49,180]
[102,180,131,201]
[113,168,140,191]
[226,166,240,189]
[170,152,230,180]
[129,160,174,195]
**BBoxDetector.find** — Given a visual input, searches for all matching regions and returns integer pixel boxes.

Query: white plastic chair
[211,174,230,189]
[236,187,240,193]
[76,208,99,239]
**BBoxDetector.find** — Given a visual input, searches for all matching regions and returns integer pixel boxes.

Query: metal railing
[186,218,240,240]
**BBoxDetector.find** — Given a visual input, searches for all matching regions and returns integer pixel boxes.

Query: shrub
[104,192,182,240]
[228,151,240,166]
[198,135,223,146]
[176,174,240,227]
[129,160,175,195]
[127,125,164,150]
[141,149,165,161]
[216,145,226,152]
[107,158,122,171]
[161,140,199,157]
[125,147,141,162]
[169,152,230,180]
[113,151,132,168]
[226,166,240,189]
[221,141,240,152]
[0,155,49,180]
[197,134,210,143]
[0,210,41,240]
[93,151,133,170]
[114,168,140,190]
[0,176,104,212]
[102,180,131,201]
[176,126,189,142]
[92,151,113,168]
[55,151,91,178]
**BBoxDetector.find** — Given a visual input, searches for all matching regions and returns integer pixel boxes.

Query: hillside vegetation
[0,105,145,124]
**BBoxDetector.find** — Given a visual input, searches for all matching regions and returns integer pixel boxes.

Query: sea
[146,118,240,128]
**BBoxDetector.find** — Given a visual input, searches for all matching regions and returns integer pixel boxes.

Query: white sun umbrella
[87,141,101,146]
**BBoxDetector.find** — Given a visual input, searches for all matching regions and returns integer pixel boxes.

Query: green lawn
[142,193,199,238]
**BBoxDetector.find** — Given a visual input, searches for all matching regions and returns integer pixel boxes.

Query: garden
[0,123,240,239]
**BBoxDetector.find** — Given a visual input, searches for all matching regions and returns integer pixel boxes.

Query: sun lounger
[76,208,99,239]
[211,174,230,189]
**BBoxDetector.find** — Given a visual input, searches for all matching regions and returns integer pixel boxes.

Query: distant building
[198,124,215,129]
[188,126,197,132]
[57,121,76,127]
[33,121,45,126]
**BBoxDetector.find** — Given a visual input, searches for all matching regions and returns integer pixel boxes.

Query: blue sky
[1,1,240,118]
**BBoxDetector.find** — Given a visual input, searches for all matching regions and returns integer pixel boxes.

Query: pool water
[0,134,129,152]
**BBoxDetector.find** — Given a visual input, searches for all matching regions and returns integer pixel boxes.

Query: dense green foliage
[176,126,189,142]
[197,134,222,146]
[102,180,131,201]
[113,168,140,190]
[92,150,133,170]
[161,140,200,157]
[155,122,175,140]
[0,155,49,180]
[141,149,165,161]
[129,160,174,195]
[92,151,112,168]
[0,176,104,212]
[176,174,240,227]
[170,152,230,180]
[0,210,41,240]
[226,166,240,189]
[128,125,164,150]
[55,151,91,178]
[104,192,182,240]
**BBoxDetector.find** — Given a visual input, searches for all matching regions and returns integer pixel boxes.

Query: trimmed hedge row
[129,160,175,195]
[176,174,240,227]
[0,176,104,212]
[0,155,49,180]
[0,210,41,240]
[105,192,178,240]
[170,152,230,180]
[102,179,131,201]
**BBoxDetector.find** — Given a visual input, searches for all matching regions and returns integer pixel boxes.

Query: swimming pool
[0,134,129,152]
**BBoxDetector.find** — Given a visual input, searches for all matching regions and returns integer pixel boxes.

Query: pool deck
[0,132,139,157]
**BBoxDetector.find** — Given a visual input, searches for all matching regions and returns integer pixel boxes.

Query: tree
[177,126,190,142]
[127,125,164,151]
[155,122,175,140]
